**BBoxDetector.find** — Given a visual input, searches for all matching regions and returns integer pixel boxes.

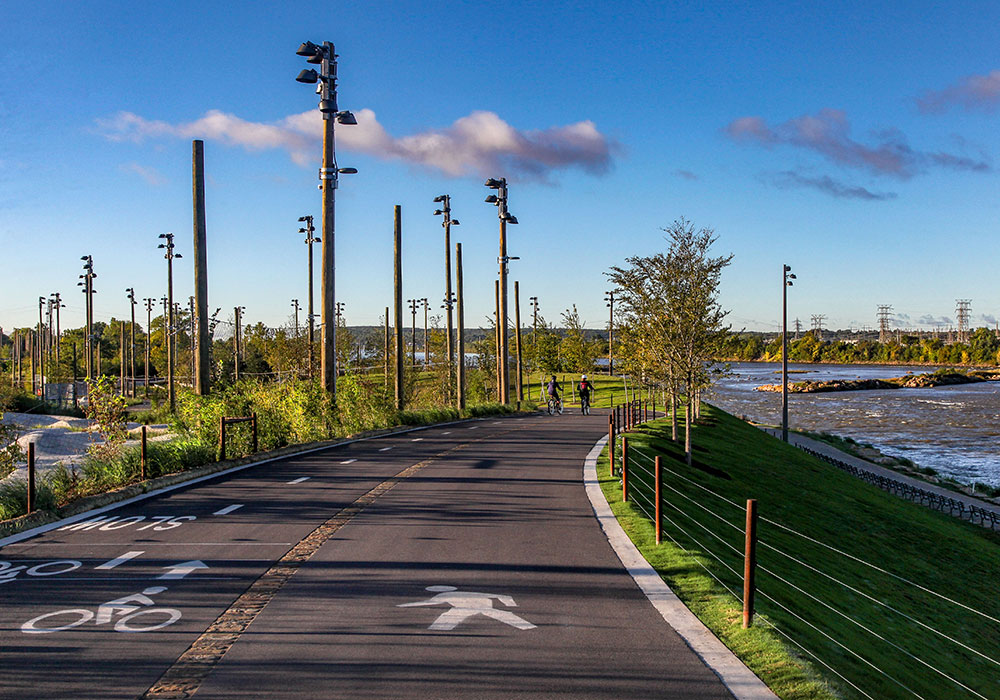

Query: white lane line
[467,426,479,430]
[411,437,424,442]
[492,421,504,425]
[379,446,394,452]
[340,458,358,464]
[95,550,144,570]
[441,431,452,435]
[214,504,244,515]
[287,477,311,484]
[33,542,296,547]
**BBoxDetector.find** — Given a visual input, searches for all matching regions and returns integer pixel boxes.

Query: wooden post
[251,413,258,453]
[393,206,404,411]
[621,436,629,502]
[608,414,616,476]
[26,442,35,514]
[192,140,211,395]
[219,416,227,461]
[655,456,662,544]
[456,242,466,411]
[743,499,759,629]
[141,425,148,480]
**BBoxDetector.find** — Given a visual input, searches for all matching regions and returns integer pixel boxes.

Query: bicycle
[580,394,591,415]
[22,586,181,634]
[546,396,563,415]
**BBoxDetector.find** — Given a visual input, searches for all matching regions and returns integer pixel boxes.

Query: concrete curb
[0,412,520,547]
[583,435,778,700]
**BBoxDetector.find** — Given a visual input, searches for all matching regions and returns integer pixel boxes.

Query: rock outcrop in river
[756,369,1000,393]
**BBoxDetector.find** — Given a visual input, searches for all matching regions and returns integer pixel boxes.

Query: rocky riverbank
[756,369,1000,393]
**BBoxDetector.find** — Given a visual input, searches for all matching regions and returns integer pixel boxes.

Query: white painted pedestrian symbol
[398,585,536,631]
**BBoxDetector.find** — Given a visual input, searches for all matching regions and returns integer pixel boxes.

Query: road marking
[213,504,243,515]
[467,426,479,430]
[411,437,424,442]
[96,551,144,570]
[379,446,394,452]
[139,428,521,700]
[159,561,209,581]
[287,477,310,484]
[492,421,504,425]
[340,458,358,464]
[441,431,452,435]
[398,585,535,631]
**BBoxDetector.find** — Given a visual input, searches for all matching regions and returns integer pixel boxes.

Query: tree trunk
[684,384,692,466]
[670,381,678,441]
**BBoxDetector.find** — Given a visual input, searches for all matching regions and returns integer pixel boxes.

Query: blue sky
[3,1,999,336]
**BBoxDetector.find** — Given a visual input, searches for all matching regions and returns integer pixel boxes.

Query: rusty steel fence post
[655,455,662,544]
[27,442,35,514]
[743,498,759,629]
[608,414,616,476]
[621,436,629,502]
[219,416,227,461]
[141,425,148,481]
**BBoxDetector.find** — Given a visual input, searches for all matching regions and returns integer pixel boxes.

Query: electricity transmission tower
[811,314,826,340]
[877,305,893,343]
[793,318,801,340]
[956,300,971,344]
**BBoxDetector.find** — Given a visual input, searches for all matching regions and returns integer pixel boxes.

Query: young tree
[608,218,732,464]
[559,305,597,373]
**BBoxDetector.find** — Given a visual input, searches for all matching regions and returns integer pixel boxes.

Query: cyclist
[546,375,562,414]
[578,374,593,414]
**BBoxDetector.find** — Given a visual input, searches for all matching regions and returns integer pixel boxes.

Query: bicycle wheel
[115,608,181,632]
[22,609,94,634]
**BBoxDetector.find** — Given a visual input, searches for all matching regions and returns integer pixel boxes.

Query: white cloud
[98,108,618,180]
[119,162,166,186]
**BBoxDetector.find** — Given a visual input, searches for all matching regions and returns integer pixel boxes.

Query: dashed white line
[214,504,244,515]
[95,550,144,570]
[379,446,394,452]
[411,437,424,442]
[287,477,311,484]
[340,458,358,464]
[467,426,479,430]
[441,431,452,435]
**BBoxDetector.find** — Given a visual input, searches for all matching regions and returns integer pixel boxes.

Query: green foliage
[84,375,129,460]
[335,374,397,435]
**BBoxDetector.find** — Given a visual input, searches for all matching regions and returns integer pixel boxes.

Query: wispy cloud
[917,314,953,327]
[119,162,166,186]
[918,70,1000,113]
[725,109,989,178]
[768,170,897,201]
[675,169,699,180]
[97,109,619,180]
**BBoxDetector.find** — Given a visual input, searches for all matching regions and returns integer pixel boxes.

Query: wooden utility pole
[456,242,466,410]
[383,306,390,390]
[192,140,211,395]
[494,280,501,400]
[393,206,404,410]
[514,281,523,401]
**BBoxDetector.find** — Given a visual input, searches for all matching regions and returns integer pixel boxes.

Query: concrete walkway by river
[761,427,1000,522]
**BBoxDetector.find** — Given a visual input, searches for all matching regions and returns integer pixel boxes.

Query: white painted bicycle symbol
[21,586,181,634]
[0,559,82,585]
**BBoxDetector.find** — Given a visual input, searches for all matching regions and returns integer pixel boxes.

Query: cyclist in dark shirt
[546,375,561,401]
[578,374,593,414]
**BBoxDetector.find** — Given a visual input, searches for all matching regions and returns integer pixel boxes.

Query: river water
[705,362,1000,487]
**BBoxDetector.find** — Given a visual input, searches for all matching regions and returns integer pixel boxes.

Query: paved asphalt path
[0,410,734,699]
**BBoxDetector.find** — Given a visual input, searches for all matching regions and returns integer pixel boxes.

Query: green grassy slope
[598,404,1000,700]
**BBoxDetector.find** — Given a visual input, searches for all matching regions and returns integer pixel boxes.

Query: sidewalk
[761,427,1000,525]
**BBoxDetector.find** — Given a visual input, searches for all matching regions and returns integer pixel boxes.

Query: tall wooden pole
[383,306,390,390]
[514,281,523,402]
[494,280,501,401]
[456,242,466,411]
[192,140,210,395]
[393,206,404,410]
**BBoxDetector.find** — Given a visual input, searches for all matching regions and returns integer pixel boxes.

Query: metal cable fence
[607,418,1000,700]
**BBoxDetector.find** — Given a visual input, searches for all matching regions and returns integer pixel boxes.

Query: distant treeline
[718,328,1000,366]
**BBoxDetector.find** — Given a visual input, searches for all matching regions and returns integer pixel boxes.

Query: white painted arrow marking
[96,551,144,570]
[159,561,209,580]
[214,504,244,515]
[287,477,310,484]
[340,458,358,464]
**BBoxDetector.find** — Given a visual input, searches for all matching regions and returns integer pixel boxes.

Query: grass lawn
[598,404,1000,700]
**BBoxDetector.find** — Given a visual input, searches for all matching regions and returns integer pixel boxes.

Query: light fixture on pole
[781,264,796,442]
[295,40,358,402]
[157,233,181,412]
[407,298,419,366]
[78,256,96,380]
[433,195,460,400]
[484,177,518,404]
[604,289,620,376]
[297,215,320,379]
[126,288,137,397]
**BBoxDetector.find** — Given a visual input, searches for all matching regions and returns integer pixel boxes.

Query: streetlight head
[504,214,519,224]
[157,244,166,249]
[451,219,460,226]
[433,195,446,203]
[787,281,794,287]
[175,253,183,259]
[296,41,321,57]
[296,69,320,84]
[298,227,307,233]
[783,264,792,272]
[338,167,358,174]
[484,178,503,189]
[433,209,443,216]
[305,52,325,65]
[484,194,498,204]
[298,216,308,222]
[789,273,796,280]
[335,110,357,125]
[319,99,338,113]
